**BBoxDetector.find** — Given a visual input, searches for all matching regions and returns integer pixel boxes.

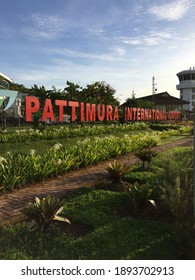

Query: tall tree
[83,81,119,106]
[30,85,49,108]
[9,83,31,94]
[122,97,154,109]
[64,81,83,102]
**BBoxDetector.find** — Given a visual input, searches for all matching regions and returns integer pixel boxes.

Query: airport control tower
[176,67,195,112]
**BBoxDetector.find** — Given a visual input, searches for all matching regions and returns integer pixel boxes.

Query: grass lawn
[0,188,180,260]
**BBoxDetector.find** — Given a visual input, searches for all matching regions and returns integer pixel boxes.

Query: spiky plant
[135,147,157,170]
[129,182,153,208]
[22,195,70,233]
[105,160,132,183]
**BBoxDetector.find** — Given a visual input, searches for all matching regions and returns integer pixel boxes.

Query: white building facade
[176,67,195,112]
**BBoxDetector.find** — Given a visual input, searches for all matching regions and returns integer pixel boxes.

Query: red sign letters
[25,96,181,122]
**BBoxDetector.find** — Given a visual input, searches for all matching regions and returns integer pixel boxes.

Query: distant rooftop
[136,92,189,105]
[0,73,13,89]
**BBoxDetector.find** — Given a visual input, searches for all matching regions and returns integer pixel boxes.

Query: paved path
[0,136,193,227]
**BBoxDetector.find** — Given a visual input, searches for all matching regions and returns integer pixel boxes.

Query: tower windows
[178,75,183,81]
[183,74,191,80]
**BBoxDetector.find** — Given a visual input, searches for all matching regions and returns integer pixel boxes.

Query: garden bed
[0,145,193,260]
[0,123,193,259]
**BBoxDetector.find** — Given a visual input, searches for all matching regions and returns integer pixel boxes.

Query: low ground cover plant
[123,170,157,184]
[0,123,191,157]
[0,122,191,193]
[0,132,160,192]
[0,145,193,260]
[0,123,149,144]
[0,188,179,260]
[0,122,193,259]
[99,145,194,257]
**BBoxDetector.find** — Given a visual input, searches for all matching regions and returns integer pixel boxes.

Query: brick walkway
[0,136,193,227]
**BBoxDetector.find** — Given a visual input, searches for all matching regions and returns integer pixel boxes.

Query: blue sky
[1,0,195,102]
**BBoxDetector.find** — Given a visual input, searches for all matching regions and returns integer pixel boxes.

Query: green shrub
[22,196,70,233]
[151,147,193,225]
[0,132,160,192]
[129,182,153,208]
[105,160,132,183]
[124,170,156,183]
[135,147,157,170]
[0,188,180,260]
[150,147,193,257]
[0,123,149,144]
[149,124,180,131]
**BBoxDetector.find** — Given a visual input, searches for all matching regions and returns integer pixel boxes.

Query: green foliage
[124,171,157,184]
[0,131,160,192]
[9,83,32,94]
[0,124,189,193]
[22,196,70,233]
[149,123,180,131]
[0,123,149,144]
[122,98,155,109]
[31,111,46,132]
[150,147,193,256]
[151,147,193,225]
[0,189,178,260]
[152,147,193,222]
[135,147,157,170]
[82,81,119,106]
[129,182,154,208]
[105,160,132,183]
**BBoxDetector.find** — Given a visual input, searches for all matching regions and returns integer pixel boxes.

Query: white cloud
[122,30,172,46]
[148,0,192,21]
[22,14,69,39]
[86,27,105,37]
[52,46,126,62]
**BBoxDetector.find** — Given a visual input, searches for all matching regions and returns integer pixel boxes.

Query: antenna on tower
[152,75,157,95]
[131,90,136,99]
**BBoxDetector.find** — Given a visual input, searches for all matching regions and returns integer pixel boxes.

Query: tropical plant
[0,123,149,144]
[129,182,153,208]
[0,132,160,192]
[135,147,157,170]
[151,147,193,224]
[124,170,157,184]
[105,160,132,183]
[122,97,155,109]
[22,196,70,233]
[150,147,193,257]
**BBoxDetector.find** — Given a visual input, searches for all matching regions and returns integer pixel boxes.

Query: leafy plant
[151,147,193,224]
[22,196,70,233]
[124,171,157,184]
[129,182,153,208]
[105,160,132,183]
[135,147,157,170]
[150,147,193,257]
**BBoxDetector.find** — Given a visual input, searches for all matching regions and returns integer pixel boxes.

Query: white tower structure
[176,67,195,111]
